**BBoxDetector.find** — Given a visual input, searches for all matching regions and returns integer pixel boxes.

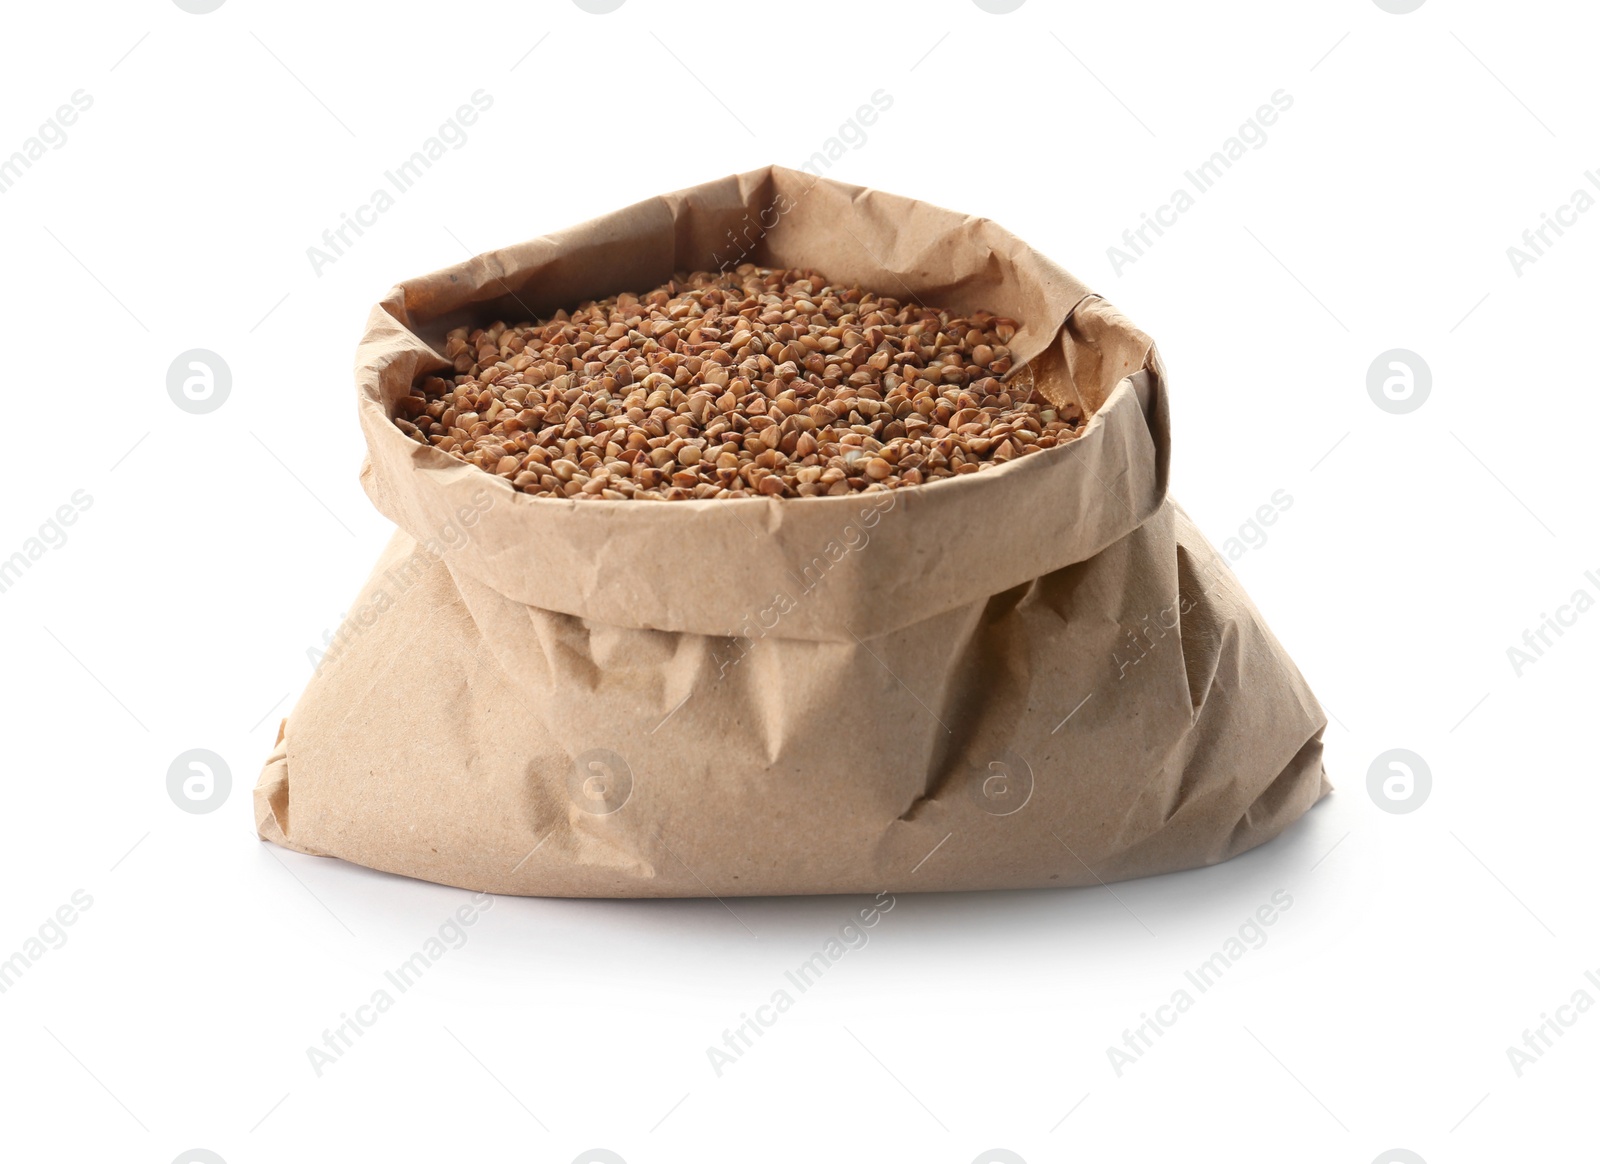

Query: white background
[1,1,1595,1161]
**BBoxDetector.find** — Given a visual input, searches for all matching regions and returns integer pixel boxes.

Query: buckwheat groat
[393,265,1083,500]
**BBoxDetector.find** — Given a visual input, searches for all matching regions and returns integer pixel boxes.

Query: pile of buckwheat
[392,265,1082,500]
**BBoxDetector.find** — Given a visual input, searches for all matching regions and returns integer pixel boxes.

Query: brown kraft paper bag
[255,165,1331,897]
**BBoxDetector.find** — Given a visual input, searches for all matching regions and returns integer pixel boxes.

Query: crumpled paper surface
[255,165,1330,896]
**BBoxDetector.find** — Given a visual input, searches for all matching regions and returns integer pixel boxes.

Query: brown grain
[393,266,1083,500]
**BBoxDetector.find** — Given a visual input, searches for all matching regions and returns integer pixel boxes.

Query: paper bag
[255,165,1330,896]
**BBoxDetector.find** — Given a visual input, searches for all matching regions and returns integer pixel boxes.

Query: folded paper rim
[353,165,1168,641]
